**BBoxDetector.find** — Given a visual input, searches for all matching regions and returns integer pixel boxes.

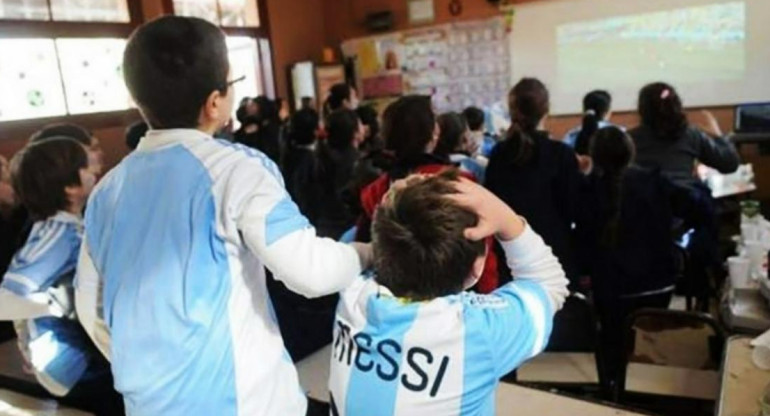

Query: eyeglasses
[227,75,246,87]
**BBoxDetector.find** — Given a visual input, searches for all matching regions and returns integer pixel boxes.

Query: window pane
[227,36,262,127]
[56,38,131,115]
[220,0,259,27]
[50,0,129,22]
[0,0,50,20]
[173,0,218,24]
[0,39,67,122]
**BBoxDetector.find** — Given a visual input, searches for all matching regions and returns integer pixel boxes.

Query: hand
[447,177,525,241]
[576,155,593,174]
[691,110,723,137]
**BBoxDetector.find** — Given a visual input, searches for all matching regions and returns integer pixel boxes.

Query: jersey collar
[135,129,213,152]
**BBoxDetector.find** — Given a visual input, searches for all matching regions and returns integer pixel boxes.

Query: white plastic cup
[745,241,769,279]
[753,345,770,370]
[743,224,763,242]
[728,256,752,288]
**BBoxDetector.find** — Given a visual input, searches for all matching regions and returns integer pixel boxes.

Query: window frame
[0,0,144,133]
[165,0,276,97]
[0,0,275,135]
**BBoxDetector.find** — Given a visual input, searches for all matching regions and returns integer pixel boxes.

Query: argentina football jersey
[329,226,567,416]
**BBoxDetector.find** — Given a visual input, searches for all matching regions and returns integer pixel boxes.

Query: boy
[75,16,369,416]
[462,106,497,159]
[0,138,122,414]
[330,172,569,415]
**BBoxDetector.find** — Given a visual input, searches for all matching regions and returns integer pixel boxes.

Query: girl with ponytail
[485,78,583,290]
[564,90,621,155]
[630,82,739,187]
[577,126,708,386]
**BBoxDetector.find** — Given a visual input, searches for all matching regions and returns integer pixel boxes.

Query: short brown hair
[372,170,485,300]
[11,138,87,220]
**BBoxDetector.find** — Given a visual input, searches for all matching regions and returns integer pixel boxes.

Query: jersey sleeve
[2,222,77,296]
[230,156,363,298]
[468,225,569,378]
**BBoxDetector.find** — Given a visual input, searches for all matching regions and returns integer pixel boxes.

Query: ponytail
[574,110,600,156]
[506,78,550,167]
[506,123,535,167]
[599,170,625,247]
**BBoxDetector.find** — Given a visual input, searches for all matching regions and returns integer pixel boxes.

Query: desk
[0,388,90,416]
[721,288,770,334]
[296,345,647,415]
[717,337,770,416]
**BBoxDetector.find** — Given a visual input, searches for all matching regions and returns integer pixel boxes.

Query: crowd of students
[0,15,742,416]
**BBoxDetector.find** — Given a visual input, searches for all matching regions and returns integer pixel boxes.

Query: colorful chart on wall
[341,16,511,114]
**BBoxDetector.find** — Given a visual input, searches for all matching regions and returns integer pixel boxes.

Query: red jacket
[357,163,499,293]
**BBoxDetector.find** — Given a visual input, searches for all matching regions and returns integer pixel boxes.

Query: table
[721,288,770,334]
[296,345,647,415]
[717,336,770,416]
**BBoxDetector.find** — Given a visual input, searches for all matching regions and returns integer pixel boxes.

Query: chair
[512,293,608,397]
[614,308,726,415]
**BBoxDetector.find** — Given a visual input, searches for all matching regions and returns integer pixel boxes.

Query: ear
[463,253,488,290]
[202,89,225,123]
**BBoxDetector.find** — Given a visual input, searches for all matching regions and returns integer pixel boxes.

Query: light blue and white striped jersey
[1,211,98,396]
[329,225,569,416]
[76,129,362,416]
[450,154,487,185]
[563,121,623,149]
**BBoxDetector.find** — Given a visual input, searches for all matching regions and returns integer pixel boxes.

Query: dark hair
[326,83,353,113]
[11,138,88,220]
[574,90,612,155]
[125,120,150,150]
[29,123,92,146]
[255,96,279,125]
[372,170,486,300]
[301,96,314,110]
[356,105,380,141]
[383,95,435,161]
[462,106,485,131]
[434,112,467,158]
[326,109,359,150]
[589,126,635,246]
[290,108,319,146]
[506,78,550,166]
[638,82,687,141]
[123,16,230,129]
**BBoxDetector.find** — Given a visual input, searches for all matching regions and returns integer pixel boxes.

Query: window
[0,39,67,121]
[0,37,129,122]
[227,36,262,102]
[173,0,259,27]
[56,38,130,114]
[0,0,137,123]
[0,0,130,22]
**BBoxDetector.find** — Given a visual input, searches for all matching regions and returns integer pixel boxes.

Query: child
[330,171,569,415]
[75,16,369,416]
[29,123,105,178]
[462,106,497,159]
[434,112,486,183]
[357,96,499,293]
[0,138,122,415]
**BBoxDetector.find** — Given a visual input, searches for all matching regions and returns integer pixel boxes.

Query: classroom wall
[266,0,327,100]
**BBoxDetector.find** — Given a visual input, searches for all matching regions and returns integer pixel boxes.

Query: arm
[235,159,367,298]
[692,129,740,174]
[484,225,569,377]
[74,237,111,360]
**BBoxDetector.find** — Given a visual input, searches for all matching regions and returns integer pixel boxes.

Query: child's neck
[66,200,85,217]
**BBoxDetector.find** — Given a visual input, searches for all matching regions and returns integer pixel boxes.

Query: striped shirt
[76,129,362,416]
[329,225,569,415]
[0,211,97,396]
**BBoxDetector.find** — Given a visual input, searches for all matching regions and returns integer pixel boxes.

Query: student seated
[330,171,569,415]
[463,106,497,159]
[434,112,486,183]
[0,138,122,415]
[563,90,621,154]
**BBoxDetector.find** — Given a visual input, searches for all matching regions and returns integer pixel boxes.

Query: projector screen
[510,0,770,115]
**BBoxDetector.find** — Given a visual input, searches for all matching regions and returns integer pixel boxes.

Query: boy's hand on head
[447,177,525,242]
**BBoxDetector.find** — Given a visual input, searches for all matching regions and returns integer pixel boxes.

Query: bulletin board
[341,16,511,114]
